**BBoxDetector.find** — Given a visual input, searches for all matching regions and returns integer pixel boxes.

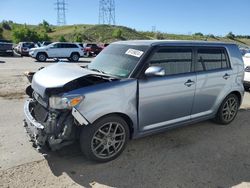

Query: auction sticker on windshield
[125,49,144,58]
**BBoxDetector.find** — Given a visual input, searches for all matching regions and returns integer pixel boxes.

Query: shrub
[112,28,122,38]
[59,35,67,42]
[226,32,235,40]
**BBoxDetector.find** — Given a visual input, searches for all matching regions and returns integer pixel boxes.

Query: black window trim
[194,46,232,73]
[137,46,196,79]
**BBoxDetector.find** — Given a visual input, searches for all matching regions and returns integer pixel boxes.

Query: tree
[226,32,235,40]
[2,21,11,30]
[155,32,164,39]
[112,28,122,38]
[39,20,52,33]
[59,35,67,42]
[11,25,51,43]
[194,32,204,36]
[0,27,3,38]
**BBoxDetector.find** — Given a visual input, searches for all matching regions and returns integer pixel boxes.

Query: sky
[0,0,249,36]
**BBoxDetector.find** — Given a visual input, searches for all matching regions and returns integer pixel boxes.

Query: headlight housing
[49,95,84,109]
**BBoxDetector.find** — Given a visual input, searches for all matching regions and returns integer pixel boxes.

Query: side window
[149,48,192,76]
[196,48,229,71]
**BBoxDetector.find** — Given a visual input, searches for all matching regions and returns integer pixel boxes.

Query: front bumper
[23,99,47,147]
[244,81,250,88]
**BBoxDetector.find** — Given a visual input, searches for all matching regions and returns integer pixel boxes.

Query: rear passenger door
[138,47,196,131]
[191,47,233,118]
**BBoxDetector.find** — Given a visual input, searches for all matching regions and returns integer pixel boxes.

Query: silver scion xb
[24,40,245,162]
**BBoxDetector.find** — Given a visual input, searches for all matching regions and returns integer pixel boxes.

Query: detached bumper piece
[24,99,46,149]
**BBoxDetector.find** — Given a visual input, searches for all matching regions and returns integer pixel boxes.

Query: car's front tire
[214,94,239,125]
[80,115,130,162]
[36,52,47,62]
[70,53,80,62]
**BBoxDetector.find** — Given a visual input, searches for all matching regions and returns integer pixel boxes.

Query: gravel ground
[0,56,250,188]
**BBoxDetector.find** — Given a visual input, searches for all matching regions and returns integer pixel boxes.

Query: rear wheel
[214,94,239,125]
[36,53,47,62]
[70,53,80,62]
[80,115,130,162]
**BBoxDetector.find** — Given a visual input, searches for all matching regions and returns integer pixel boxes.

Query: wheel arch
[229,90,242,104]
[70,51,80,56]
[36,51,48,58]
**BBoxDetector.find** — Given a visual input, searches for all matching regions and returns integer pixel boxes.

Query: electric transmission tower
[55,0,67,25]
[99,0,115,25]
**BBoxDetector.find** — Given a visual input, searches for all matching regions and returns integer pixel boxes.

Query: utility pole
[55,0,67,26]
[99,0,116,25]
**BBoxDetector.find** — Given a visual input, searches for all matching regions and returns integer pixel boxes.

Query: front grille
[32,103,49,123]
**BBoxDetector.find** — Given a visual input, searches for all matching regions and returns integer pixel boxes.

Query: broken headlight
[49,95,84,109]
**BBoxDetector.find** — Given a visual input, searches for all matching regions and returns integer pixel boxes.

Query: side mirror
[145,66,165,77]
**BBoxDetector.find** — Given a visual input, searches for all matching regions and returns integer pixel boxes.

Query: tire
[70,53,80,62]
[36,53,47,62]
[214,94,239,125]
[80,115,130,162]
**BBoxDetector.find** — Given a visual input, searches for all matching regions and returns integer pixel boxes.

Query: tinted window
[62,43,77,48]
[196,48,229,71]
[23,43,34,48]
[149,48,192,76]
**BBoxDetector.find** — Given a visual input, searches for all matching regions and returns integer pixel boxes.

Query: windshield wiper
[88,68,106,74]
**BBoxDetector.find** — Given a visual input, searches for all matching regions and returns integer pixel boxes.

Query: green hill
[1,21,250,47]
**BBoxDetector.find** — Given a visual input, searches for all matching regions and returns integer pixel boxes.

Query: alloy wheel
[91,122,126,159]
[221,97,238,122]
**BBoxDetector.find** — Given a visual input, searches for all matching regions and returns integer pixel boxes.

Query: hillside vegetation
[1,20,250,47]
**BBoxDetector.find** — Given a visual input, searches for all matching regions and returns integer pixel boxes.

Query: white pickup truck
[29,42,84,62]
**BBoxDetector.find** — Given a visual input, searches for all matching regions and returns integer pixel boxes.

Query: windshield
[88,44,149,78]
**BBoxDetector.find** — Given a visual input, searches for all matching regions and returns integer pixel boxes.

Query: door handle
[184,79,195,87]
[223,73,230,80]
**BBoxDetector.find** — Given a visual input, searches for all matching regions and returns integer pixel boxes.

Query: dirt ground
[0,56,250,188]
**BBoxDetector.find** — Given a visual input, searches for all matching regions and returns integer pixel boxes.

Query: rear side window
[196,48,229,71]
[63,43,78,48]
[149,48,193,76]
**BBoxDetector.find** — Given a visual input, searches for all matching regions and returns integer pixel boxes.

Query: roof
[113,40,236,47]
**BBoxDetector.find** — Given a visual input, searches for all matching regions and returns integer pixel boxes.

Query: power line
[99,0,115,25]
[55,0,67,26]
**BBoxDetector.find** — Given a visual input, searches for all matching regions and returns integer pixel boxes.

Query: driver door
[138,47,196,132]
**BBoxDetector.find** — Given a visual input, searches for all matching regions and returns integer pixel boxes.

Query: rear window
[23,43,34,48]
[196,48,229,71]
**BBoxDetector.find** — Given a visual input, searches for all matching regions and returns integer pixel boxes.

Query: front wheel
[214,94,239,125]
[80,115,130,162]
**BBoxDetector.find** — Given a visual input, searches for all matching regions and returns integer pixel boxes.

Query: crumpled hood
[32,63,97,97]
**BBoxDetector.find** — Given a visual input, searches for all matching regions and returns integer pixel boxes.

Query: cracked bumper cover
[23,99,47,146]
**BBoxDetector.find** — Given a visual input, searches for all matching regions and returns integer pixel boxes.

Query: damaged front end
[24,98,77,150]
[23,63,116,151]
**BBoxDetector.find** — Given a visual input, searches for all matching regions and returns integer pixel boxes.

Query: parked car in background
[0,41,13,56]
[15,42,35,56]
[41,41,52,46]
[99,43,109,50]
[29,42,84,62]
[83,43,102,57]
[24,40,244,162]
[243,55,250,90]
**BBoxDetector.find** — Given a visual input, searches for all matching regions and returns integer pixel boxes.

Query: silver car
[24,40,244,162]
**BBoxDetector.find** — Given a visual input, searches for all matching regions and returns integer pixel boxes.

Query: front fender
[73,79,138,130]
